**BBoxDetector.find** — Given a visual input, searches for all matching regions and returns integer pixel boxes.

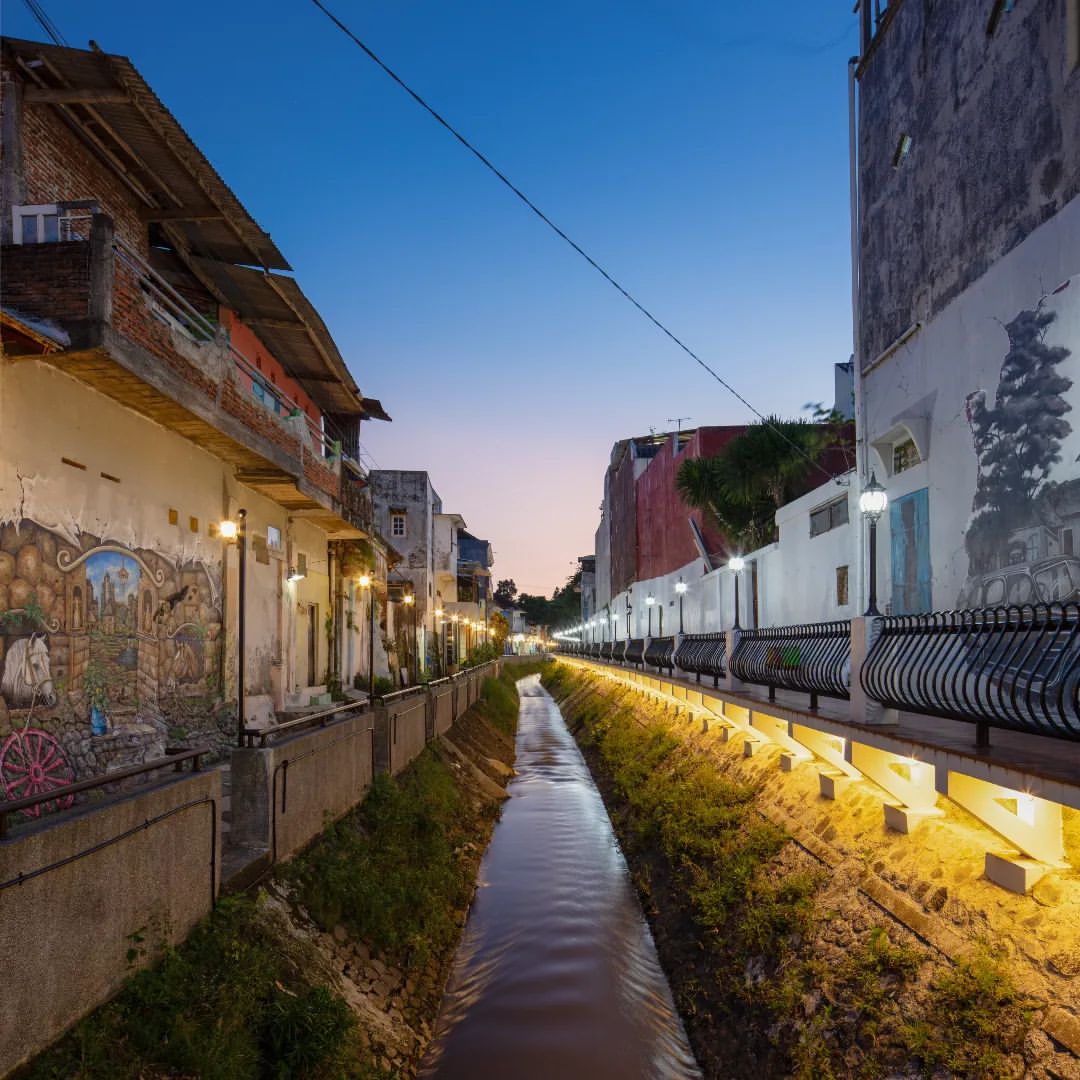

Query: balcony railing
[862,604,1080,741]
[729,621,851,710]
[673,633,727,686]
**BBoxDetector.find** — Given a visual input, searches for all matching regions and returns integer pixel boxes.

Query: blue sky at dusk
[3,0,859,595]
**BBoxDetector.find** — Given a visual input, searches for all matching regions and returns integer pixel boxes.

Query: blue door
[890,488,932,613]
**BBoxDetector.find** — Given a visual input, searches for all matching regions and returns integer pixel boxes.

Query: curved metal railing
[624,638,646,668]
[600,641,613,661]
[674,633,727,685]
[861,604,1080,740]
[644,636,676,674]
[611,639,627,664]
[729,621,851,709]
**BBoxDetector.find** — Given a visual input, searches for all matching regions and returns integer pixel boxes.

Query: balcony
[0,212,371,538]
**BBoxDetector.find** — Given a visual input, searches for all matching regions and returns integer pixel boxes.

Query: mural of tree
[966,305,1073,572]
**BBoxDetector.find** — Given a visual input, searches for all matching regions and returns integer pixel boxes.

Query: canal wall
[543,662,1080,1080]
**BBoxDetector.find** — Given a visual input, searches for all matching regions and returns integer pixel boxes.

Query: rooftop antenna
[666,416,692,436]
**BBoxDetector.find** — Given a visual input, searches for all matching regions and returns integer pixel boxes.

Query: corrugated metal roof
[3,37,289,271]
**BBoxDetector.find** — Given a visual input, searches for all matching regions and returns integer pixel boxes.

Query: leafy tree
[493,578,518,606]
[488,610,510,652]
[677,416,829,550]
[514,570,582,630]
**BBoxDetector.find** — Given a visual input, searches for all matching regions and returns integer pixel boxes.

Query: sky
[4,0,860,596]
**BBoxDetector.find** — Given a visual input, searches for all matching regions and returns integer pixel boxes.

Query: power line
[307,0,840,484]
[21,0,68,45]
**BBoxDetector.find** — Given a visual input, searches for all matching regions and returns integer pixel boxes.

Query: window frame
[391,512,407,539]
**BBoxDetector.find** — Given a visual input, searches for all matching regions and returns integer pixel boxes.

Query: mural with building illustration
[960,276,1080,608]
[0,520,224,738]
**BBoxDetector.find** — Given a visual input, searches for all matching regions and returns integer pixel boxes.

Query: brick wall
[220,377,302,459]
[0,240,90,323]
[303,452,341,501]
[20,98,144,251]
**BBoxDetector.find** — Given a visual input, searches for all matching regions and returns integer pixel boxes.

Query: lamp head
[729,556,745,572]
[675,580,688,595]
[645,595,656,606]
[358,573,372,588]
[403,594,415,606]
[218,519,239,541]
[859,471,888,521]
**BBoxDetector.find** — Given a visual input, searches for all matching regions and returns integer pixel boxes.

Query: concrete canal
[420,674,701,1079]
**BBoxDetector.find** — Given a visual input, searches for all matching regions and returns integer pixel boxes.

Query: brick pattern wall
[112,260,218,400]
[219,377,302,459]
[303,452,341,501]
[20,101,145,251]
[0,240,90,323]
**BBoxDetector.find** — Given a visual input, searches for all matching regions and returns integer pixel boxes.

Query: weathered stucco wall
[858,0,1080,367]
[0,767,221,1076]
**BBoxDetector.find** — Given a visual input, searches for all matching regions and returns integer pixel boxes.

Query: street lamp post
[626,594,632,639]
[403,592,416,684]
[358,572,375,698]
[646,594,655,636]
[729,556,745,630]
[859,472,889,617]
[611,611,618,641]
[675,578,687,634]
[219,510,246,746]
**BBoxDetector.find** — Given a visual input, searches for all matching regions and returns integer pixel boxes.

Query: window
[12,204,59,244]
[893,437,921,474]
[810,496,850,538]
[836,566,850,606]
[391,512,407,538]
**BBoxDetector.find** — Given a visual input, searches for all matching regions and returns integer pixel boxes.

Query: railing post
[850,615,897,725]
[726,628,747,693]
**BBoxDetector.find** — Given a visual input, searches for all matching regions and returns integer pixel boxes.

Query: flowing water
[420,675,701,1080]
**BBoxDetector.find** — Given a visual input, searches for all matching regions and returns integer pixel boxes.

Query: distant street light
[859,472,889,617]
[675,578,688,633]
[729,556,745,630]
[646,594,656,637]
[219,509,246,746]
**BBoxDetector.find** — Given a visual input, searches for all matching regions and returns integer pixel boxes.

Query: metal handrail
[674,632,727,685]
[0,745,209,838]
[730,621,851,709]
[862,603,1080,741]
[644,636,676,674]
[624,638,646,668]
[241,699,368,747]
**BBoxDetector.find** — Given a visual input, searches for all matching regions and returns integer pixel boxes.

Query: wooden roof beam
[24,87,128,104]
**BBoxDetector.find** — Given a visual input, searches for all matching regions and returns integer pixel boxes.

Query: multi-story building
[854,1,1080,612]
[0,38,390,763]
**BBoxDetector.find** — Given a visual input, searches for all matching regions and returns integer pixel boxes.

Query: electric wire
[21,0,67,45]
[308,0,841,483]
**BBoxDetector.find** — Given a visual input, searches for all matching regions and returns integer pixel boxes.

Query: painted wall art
[961,275,1080,608]
[0,519,225,797]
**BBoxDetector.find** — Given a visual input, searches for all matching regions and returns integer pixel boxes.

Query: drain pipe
[848,53,869,616]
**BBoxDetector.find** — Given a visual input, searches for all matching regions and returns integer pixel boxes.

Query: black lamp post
[626,597,632,638]
[729,556,745,630]
[646,594,655,636]
[859,472,888,616]
[675,578,687,633]
[220,509,247,746]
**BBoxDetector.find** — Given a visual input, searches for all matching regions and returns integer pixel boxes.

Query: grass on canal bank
[542,663,1038,1080]
[18,664,542,1080]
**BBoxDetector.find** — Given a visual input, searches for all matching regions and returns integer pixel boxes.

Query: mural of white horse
[1,633,57,708]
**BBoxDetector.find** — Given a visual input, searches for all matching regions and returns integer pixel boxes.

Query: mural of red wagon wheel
[0,729,76,818]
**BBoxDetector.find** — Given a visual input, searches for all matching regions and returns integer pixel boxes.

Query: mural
[0,520,224,751]
[960,276,1080,607]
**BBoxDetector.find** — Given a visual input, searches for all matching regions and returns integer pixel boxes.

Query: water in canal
[420,675,701,1080]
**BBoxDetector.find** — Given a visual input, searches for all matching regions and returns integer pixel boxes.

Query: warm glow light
[358,573,372,588]
[403,594,415,606]
[859,472,889,520]
[287,568,305,583]
[435,608,444,617]
[729,556,745,572]
[218,519,238,540]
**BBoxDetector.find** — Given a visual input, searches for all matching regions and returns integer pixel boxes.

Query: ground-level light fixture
[859,472,889,616]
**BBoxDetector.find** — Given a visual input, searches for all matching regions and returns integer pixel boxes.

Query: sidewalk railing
[674,633,727,686]
[644,636,676,675]
[729,621,851,710]
[861,603,1080,741]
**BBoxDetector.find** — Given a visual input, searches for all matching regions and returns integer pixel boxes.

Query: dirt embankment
[543,663,1080,1080]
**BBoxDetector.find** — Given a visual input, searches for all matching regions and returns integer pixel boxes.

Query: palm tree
[677,416,828,550]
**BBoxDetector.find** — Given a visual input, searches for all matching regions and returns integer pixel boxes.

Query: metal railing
[600,641,613,661]
[624,638,646,669]
[861,604,1080,741]
[241,699,368,747]
[644,636,676,675]
[729,621,851,710]
[674,633,727,686]
[0,745,209,838]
